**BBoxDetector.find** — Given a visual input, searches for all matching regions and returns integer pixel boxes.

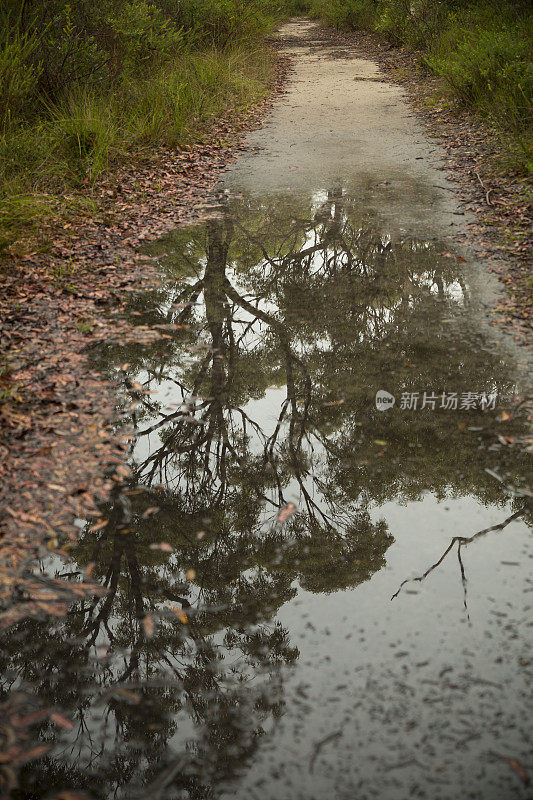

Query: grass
[0,46,274,253]
[0,0,281,254]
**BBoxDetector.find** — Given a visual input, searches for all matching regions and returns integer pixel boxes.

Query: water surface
[2,187,531,800]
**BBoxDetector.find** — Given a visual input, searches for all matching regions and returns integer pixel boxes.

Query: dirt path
[231,19,462,236]
[0,18,531,800]
[229,19,531,362]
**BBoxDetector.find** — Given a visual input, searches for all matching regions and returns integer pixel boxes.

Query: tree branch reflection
[391,507,528,613]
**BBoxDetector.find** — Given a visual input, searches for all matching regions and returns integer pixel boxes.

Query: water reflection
[1,189,530,799]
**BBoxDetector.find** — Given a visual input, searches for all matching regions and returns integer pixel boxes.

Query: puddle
[1,189,531,800]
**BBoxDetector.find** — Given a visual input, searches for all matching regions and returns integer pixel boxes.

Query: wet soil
[0,51,291,623]
[0,19,532,800]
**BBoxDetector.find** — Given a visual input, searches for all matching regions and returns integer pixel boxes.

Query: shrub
[425,6,533,134]
[95,1,185,71]
[311,0,379,29]
[160,0,273,48]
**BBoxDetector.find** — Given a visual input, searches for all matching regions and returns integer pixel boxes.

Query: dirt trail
[228,20,462,236]
[227,19,530,372]
[1,18,531,800]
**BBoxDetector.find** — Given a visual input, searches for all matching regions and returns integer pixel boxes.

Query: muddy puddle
[2,187,531,800]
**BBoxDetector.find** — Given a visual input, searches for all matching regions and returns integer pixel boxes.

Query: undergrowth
[0,0,282,252]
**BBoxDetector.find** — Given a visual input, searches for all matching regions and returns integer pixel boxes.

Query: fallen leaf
[50,712,74,731]
[89,520,108,532]
[84,562,95,578]
[170,605,188,623]
[142,506,160,519]
[143,614,154,637]
[12,709,48,728]
[277,502,296,523]
[115,465,130,478]
[14,744,51,765]
[494,754,529,786]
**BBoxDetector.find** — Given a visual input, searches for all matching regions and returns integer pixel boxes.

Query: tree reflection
[1,188,530,799]
[117,188,528,508]
[391,506,530,613]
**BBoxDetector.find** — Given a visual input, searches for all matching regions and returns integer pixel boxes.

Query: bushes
[0,0,282,248]
[311,0,378,30]
[280,0,313,13]
[425,6,532,136]
[376,0,438,46]
[163,0,273,47]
